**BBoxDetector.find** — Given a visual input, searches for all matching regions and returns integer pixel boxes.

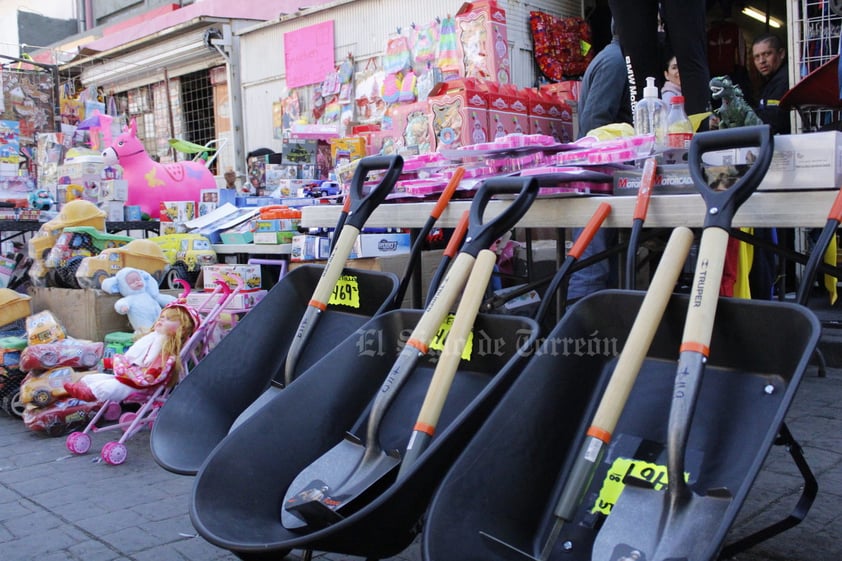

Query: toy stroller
[64,279,240,465]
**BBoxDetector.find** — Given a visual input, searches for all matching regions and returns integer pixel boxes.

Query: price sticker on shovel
[592,457,689,516]
[328,275,360,308]
[429,314,473,360]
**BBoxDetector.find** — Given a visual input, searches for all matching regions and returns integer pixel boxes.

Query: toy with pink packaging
[102,118,214,219]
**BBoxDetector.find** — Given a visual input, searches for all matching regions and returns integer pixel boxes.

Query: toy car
[19,366,87,408]
[20,339,104,372]
[25,310,66,346]
[44,226,133,288]
[151,233,217,288]
[75,238,170,289]
[28,189,55,211]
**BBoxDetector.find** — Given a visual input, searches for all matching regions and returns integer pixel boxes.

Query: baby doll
[102,267,176,335]
[64,301,200,403]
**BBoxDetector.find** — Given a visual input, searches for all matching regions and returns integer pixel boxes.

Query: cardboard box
[186,290,268,311]
[350,233,411,259]
[28,287,131,341]
[202,264,261,292]
[456,0,510,84]
[291,234,321,262]
[103,200,125,222]
[613,164,697,195]
[700,131,842,191]
[99,179,128,202]
[254,231,295,245]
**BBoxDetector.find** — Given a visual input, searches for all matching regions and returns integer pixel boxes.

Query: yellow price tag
[429,314,473,360]
[592,458,687,515]
[328,275,360,308]
[580,39,592,56]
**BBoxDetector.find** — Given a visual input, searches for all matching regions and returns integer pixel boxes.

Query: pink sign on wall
[284,20,336,89]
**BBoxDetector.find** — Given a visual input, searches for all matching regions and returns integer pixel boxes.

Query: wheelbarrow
[189,177,544,559]
[421,290,819,561]
[150,156,405,476]
[423,127,821,561]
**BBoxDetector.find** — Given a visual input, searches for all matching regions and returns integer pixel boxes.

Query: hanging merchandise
[383,34,412,75]
[312,83,326,121]
[529,11,594,81]
[416,64,442,102]
[411,20,440,69]
[437,15,460,77]
[355,59,386,124]
[399,71,418,102]
[381,72,403,104]
[321,68,341,97]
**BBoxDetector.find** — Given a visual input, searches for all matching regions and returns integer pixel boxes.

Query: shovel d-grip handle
[344,154,404,230]
[464,176,539,257]
[688,125,773,230]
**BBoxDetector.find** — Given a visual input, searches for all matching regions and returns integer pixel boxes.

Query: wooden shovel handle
[588,227,694,441]
[680,227,730,354]
[308,225,360,308]
[413,249,497,431]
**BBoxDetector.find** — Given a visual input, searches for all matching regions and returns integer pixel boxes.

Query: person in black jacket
[751,33,791,134]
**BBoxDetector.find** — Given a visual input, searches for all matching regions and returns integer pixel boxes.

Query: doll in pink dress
[64,302,200,403]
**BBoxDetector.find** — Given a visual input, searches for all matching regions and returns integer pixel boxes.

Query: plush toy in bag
[101,268,176,335]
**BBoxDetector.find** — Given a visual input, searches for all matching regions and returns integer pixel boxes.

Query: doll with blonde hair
[64,301,200,403]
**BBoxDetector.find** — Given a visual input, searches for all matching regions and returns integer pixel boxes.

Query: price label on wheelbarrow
[328,275,360,308]
[429,314,473,360]
[591,457,689,516]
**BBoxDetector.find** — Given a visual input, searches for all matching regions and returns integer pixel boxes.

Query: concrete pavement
[0,361,840,561]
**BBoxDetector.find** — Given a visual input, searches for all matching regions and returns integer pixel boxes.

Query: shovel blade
[593,481,732,561]
[281,434,400,530]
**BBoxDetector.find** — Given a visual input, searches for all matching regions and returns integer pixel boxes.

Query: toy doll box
[486,82,529,137]
[456,0,510,84]
[428,78,490,151]
[202,264,262,292]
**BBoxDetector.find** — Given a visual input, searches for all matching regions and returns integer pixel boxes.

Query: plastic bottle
[666,95,693,149]
[633,76,667,153]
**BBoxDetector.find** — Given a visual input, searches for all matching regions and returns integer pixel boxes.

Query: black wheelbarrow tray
[422,289,820,561]
[189,307,539,559]
[150,264,399,475]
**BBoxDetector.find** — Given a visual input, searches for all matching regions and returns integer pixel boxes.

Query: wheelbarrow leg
[719,422,818,558]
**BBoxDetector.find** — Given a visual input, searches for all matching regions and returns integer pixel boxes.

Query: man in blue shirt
[567,22,632,299]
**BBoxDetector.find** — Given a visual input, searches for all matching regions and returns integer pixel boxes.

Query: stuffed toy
[101,268,176,335]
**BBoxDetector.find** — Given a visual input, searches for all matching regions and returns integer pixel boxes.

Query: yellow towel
[824,235,838,305]
[734,228,753,299]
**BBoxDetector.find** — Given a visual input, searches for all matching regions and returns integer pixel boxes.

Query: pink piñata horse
[102,118,215,219]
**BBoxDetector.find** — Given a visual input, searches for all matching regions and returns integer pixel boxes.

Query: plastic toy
[0,335,28,417]
[75,238,170,289]
[101,267,177,335]
[102,118,214,219]
[42,226,134,288]
[20,366,85,408]
[27,200,107,286]
[710,75,764,129]
[20,339,104,372]
[25,310,66,346]
[28,189,54,211]
[151,233,217,288]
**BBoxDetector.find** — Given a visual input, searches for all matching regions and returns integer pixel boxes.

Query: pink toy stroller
[64,279,240,465]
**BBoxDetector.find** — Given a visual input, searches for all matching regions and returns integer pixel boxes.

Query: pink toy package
[456,0,511,84]
[528,89,574,143]
[428,78,490,151]
[486,82,529,138]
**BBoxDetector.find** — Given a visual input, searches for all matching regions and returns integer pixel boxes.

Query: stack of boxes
[159,201,197,235]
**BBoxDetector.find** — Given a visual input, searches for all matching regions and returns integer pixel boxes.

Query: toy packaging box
[456,0,511,84]
[528,89,574,143]
[202,264,262,292]
[486,82,529,138]
[428,78,490,151]
[385,102,435,155]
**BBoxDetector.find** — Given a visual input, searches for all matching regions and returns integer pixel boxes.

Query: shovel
[480,225,694,561]
[401,201,615,481]
[284,155,403,385]
[394,167,464,308]
[426,209,471,307]
[282,176,539,530]
[625,157,657,290]
[593,124,773,561]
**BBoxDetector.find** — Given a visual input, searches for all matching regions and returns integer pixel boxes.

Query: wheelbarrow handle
[688,124,773,229]
[464,176,539,257]
[345,155,404,230]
